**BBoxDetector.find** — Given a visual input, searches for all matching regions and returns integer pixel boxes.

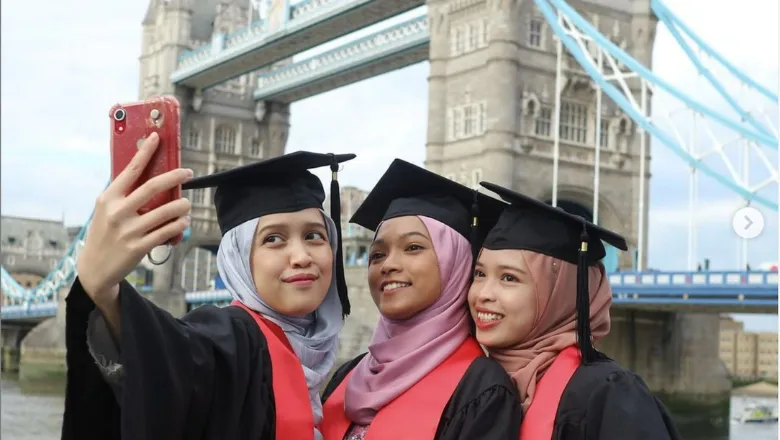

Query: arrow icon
[733,207,764,240]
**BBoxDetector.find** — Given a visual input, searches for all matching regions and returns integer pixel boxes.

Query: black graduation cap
[183,151,356,316]
[349,159,507,256]
[479,181,628,363]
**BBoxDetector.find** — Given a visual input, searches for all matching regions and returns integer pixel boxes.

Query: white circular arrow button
[732,207,765,239]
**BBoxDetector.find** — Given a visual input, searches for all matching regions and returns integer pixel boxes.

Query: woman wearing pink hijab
[468,182,682,440]
[320,160,522,440]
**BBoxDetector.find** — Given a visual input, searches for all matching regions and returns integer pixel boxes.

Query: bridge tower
[139,0,290,314]
[425,0,657,270]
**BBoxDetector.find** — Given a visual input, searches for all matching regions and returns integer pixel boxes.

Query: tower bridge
[2,0,777,436]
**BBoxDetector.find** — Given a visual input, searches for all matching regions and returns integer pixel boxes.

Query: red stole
[231,301,314,440]
[520,345,582,440]
[320,338,484,440]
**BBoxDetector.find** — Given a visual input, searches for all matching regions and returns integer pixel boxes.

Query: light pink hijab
[489,250,612,412]
[344,216,474,425]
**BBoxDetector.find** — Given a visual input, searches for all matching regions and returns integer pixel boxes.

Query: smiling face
[250,207,333,317]
[468,249,538,349]
[367,216,442,320]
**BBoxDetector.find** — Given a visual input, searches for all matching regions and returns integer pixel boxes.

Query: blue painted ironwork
[543,0,775,148]
[535,0,778,210]
[253,13,428,100]
[171,0,426,87]
[650,1,774,139]
[650,0,777,103]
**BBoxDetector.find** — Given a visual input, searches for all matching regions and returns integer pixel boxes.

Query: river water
[1,377,777,439]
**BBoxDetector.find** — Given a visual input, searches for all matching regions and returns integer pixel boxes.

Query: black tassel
[467,189,481,336]
[469,189,481,262]
[329,155,350,318]
[576,220,597,364]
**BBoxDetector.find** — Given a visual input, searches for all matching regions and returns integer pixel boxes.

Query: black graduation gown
[321,352,523,440]
[61,277,276,440]
[551,358,682,440]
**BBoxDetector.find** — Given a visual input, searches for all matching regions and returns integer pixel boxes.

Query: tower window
[187,125,201,150]
[448,101,488,141]
[559,101,588,144]
[450,19,489,56]
[535,107,552,137]
[528,19,543,48]
[214,125,237,154]
[599,119,610,149]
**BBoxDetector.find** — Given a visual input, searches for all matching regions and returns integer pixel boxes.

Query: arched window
[214,125,236,154]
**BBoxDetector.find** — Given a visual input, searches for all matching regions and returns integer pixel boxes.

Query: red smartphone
[110,95,183,246]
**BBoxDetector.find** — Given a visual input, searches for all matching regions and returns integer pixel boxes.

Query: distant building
[719,316,778,381]
[1,216,71,289]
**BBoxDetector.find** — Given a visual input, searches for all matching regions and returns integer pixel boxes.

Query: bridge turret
[213,0,251,36]
[139,0,194,98]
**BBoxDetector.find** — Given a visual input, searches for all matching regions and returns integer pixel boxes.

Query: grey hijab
[216,211,343,440]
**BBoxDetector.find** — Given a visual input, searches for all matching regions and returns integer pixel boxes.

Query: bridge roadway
[170,0,425,89]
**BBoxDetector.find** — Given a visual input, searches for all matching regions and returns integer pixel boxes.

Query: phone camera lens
[114,109,126,121]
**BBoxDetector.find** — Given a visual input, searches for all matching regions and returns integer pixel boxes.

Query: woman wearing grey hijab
[61,144,356,440]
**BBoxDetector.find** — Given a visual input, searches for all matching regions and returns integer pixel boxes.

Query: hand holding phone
[109,96,184,247]
[77,132,192,308]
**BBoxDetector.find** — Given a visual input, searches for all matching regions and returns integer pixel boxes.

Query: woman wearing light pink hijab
[320,160,521,440]
[469,182,682,440]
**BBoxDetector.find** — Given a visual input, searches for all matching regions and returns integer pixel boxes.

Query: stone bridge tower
[425,0,657,270]
[138,0,290,314]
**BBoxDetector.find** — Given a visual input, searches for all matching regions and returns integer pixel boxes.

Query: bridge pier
[599,309,731,439]
[14,288,70,394]
[1,322,33,373]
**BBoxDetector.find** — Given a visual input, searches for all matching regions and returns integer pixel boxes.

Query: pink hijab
[344,216,474,425]
[489,250,612,412]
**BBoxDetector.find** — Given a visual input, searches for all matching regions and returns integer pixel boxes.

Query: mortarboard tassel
[329,155,351,318]
[469,189,481,261]
[467,189,481,336]
[576,219,599,364]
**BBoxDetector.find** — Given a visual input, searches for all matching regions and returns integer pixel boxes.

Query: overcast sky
[1,0,777,330]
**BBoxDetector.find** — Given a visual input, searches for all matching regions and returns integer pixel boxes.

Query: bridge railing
[175,0,353,70]
[609,270,778,287]
[183,270,778,304]
[253,13,429,100]
[610,270,778,309]
[4,270,776,319]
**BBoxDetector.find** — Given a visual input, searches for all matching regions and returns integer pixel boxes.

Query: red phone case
[109,96,183,245]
